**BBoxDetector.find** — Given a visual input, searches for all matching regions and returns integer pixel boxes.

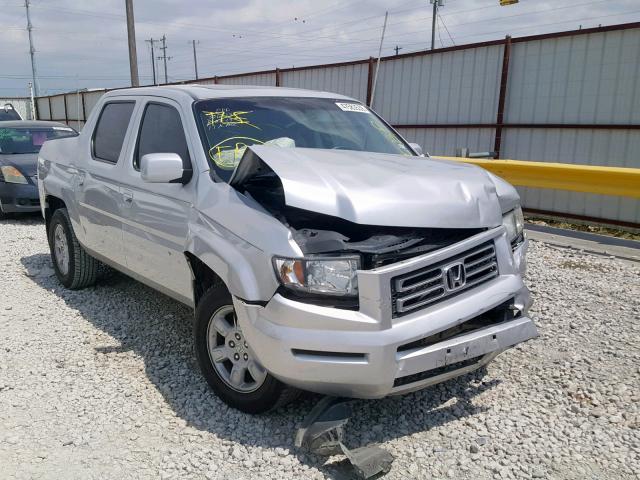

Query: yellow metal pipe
[434,157,640,199]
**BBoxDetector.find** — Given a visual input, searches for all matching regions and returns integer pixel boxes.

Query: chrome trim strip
[465,249,496,270]
[395,269,443,293]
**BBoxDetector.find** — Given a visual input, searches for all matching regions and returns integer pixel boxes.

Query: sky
[2,0,640,97]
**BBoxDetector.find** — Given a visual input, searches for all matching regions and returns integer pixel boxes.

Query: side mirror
[409,143,423,156]
[140,153,184,183]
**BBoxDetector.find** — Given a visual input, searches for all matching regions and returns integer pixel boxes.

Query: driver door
[119,98,196,305]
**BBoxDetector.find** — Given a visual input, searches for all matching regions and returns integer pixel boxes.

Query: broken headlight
[273,256,360,297]
[502,206,524,248]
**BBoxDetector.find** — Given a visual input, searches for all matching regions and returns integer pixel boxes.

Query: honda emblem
[444,262,467,291]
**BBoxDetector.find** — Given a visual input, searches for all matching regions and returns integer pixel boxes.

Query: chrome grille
[391,241,498,317]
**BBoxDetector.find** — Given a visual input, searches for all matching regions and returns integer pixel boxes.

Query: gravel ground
[0,215,638,480]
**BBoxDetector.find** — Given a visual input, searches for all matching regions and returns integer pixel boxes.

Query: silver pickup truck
[38,85,537,413]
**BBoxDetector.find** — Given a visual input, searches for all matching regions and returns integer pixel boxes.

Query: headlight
[273,256,360,297]
[0,165,28,184]
[502,206,524,247]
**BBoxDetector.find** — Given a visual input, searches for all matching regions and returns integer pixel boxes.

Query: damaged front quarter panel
[189,173,303,302]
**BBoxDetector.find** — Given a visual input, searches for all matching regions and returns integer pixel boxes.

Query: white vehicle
[38,85,537,413]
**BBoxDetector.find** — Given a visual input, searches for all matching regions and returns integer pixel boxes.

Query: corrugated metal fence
[34,22,640,225]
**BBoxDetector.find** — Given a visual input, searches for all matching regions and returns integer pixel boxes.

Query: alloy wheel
[206,305,267,393]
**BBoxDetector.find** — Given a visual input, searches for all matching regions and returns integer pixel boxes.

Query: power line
[382,8,640,50]
[23,0,608,51]
[26,2,423,44]
[6,1,638,92]
[181,9,640,77]
[152,1,633,75]
[258,0,625,55]
[438,14,455,46]
[2,7,631,90]
[436,16,446,48]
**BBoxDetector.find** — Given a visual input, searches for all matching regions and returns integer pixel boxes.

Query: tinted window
[0,126,77,154]
[135,103,190,170]
[93,102,135,163]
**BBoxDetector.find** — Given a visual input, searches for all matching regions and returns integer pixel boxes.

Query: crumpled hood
[232,146,506,229]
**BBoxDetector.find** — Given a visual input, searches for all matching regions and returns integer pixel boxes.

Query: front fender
[186,215,280,302]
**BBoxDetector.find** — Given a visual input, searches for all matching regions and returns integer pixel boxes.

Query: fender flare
[184,224,279,302]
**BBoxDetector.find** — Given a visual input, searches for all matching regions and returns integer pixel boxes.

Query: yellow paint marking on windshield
[209,136,264,169]
[203,110,260,130]
[369,117,412,155]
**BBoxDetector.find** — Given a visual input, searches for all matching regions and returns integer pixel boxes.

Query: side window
[92,102,135,163]
[135,103,191,171]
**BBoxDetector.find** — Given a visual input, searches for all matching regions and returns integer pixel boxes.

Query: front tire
[194,284,298,414]
[48,208,98,289]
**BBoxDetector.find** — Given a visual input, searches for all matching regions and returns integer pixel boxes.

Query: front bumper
[0,178,40,213]
[235,227,537,398]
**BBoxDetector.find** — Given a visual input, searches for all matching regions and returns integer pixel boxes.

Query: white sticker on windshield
[52,126,74,131]
[335,102,370,113]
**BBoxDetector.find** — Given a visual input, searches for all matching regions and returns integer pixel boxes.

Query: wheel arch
[44,194,66,238]
[183,235,279,307]
[184,252,226,307]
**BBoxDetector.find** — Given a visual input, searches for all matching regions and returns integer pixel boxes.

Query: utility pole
[145,38,158,85]
[28,82,36,119]
[191,40,200,80]
[394,45,403,56]
[124,0,139,86]
[24,0,39,96]
[370,12,388,109]
[429,0,444,50]
[157,35,172,84]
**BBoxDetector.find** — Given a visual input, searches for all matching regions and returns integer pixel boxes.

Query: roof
[0,120,75,129]
[105,84,357,102]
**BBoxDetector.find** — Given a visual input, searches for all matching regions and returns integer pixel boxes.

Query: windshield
[0,126,77,154]
[194,97,414,182]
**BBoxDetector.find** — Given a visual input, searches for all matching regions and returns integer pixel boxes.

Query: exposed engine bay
[231,153,484,269]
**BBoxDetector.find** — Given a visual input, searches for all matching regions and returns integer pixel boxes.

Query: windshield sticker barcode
[335,102,370,113]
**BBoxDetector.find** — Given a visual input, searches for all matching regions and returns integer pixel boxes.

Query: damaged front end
[223,145,536,477]
[229,146,497,265]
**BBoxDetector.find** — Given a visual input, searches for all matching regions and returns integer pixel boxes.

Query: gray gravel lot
[0,215,638,480]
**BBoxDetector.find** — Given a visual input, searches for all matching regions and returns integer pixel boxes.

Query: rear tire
[194,284,299,414]
[48,208,98,289]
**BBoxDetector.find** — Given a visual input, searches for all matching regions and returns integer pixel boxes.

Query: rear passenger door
[119,99,195,305]
[76,100,136,267]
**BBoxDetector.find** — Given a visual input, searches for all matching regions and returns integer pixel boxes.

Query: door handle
[122,190,134,205]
